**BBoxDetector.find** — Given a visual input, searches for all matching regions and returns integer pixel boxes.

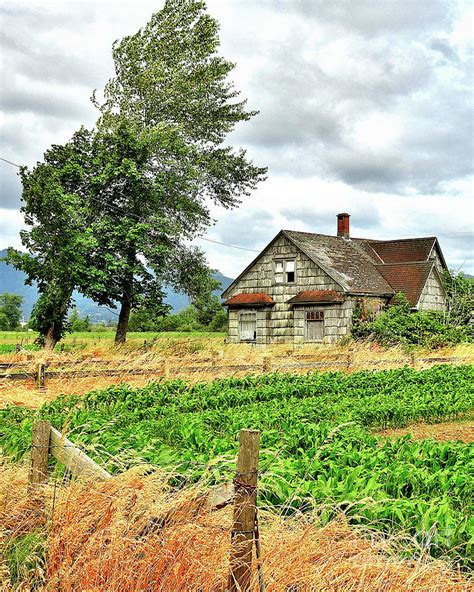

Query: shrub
[352,292,473,347]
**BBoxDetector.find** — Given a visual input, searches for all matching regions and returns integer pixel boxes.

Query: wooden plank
[49,427,111,480]
[29,420,51,487]
[228,429,260,592]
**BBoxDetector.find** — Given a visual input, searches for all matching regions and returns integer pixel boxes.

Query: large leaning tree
[6,129,99,349]
[87,0,266,343]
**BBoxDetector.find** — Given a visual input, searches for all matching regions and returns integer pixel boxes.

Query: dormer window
[275,259,295,284]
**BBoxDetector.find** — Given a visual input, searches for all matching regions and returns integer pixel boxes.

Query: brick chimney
[337,213,350,238]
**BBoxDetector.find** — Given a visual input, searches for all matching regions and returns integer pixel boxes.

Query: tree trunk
[115,300,131,345]
[43,325,57,350]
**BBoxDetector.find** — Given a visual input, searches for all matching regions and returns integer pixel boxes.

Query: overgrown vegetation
[2,365,473,567]
[352,273,473,347]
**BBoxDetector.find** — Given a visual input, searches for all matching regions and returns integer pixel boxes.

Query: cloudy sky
[1,0,473,277]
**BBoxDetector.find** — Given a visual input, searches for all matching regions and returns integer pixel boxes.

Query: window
[286,260,295,283]
[275,259,295,283]
[239,312,257,342]
[305,310,324,342]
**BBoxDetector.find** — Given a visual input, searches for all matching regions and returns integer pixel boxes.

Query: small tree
[69,308,92,332]
[0,293,24,330]
[7,129,98,349]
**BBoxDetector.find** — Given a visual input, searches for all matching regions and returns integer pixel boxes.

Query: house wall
[226,234,351,344]
[418,269,446,311]
[429,245,445,275]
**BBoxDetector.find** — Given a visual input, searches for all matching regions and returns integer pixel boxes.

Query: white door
[239,312,257,341]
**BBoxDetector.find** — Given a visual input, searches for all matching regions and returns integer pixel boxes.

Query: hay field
[1,464,471,591]
[1,336,473,409]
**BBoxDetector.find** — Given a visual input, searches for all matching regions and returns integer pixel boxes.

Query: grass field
[0,329,224,345]
[1,332,473,588]
[2,364,473,569]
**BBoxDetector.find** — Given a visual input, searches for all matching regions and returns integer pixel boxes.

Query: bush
[352,292,473,347]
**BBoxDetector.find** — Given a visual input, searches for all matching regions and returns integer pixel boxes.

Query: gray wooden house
[222,213,447,344]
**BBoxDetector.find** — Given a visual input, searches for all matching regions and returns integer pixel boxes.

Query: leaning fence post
[29,420,51,487]
[410,351,417,369]
[228,429,260,592]
[36,363,46,389]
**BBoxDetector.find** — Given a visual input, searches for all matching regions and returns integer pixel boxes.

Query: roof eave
[221,231,286,298]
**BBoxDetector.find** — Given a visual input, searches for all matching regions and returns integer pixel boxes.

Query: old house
[222,213,447,344]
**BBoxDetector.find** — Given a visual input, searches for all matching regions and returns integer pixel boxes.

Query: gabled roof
[366,237,438,264]
[283,231,394,295]
[222,228,447,304]
[223,293,275,307]
[377,262,434,306]
[287,290,345,305]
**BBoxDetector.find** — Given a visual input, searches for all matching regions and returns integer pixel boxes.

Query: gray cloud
[230,3,473,195]
[281,203,381,234]
[282,0,454,37]
[212,209,277,248]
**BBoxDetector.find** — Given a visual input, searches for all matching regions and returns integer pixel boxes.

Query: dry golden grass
[0,463,471,591]
[379,420,474,443]
[1,340,473,409]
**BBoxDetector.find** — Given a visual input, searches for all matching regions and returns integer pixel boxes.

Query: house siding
[225,234,350,344]
[418,269,446,311]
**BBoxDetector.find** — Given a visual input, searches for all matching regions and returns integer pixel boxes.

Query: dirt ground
[1,341,473,410]
[379,419,474,443]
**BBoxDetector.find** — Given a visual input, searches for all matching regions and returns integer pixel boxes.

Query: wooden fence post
[228,429,260,592]
[29,420,51,487]
[262,356,271,373]
[162,360,169,380]
[36,363,46,389]
[346,348,353,372]
[410,351,416,369]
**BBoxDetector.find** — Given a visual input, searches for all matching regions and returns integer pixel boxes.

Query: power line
[0,154,260,253]
[1,154,471,246]
[0,157,21,168]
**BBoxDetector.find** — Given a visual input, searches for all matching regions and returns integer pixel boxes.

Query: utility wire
[0,155,261,253]
[1,155,472,243]
[0,157,21,168]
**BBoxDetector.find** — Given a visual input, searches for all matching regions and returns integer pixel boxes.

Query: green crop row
[1,365,473,567]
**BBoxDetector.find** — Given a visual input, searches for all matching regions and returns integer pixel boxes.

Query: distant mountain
[0,249,234,322]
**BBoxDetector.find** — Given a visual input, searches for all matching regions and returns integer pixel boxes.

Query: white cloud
[0,0,472,276]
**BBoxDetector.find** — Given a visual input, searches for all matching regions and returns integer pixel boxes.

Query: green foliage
[68,308,91,332]
[2,365,473,566]
[128,300,228,333]
[7,129,98,348]
[9,0,266,348]
[4,532,46,588]
[87,0,266,342]
[352,291,473,347]
[0,293,24,330]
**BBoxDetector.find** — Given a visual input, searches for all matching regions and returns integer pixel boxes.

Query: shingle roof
[222,229,447,305]
[366,237,437,264]
[287,290,345,304]
[224,293,275,307]
[377,262,433,306]
[283,231,394,295]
